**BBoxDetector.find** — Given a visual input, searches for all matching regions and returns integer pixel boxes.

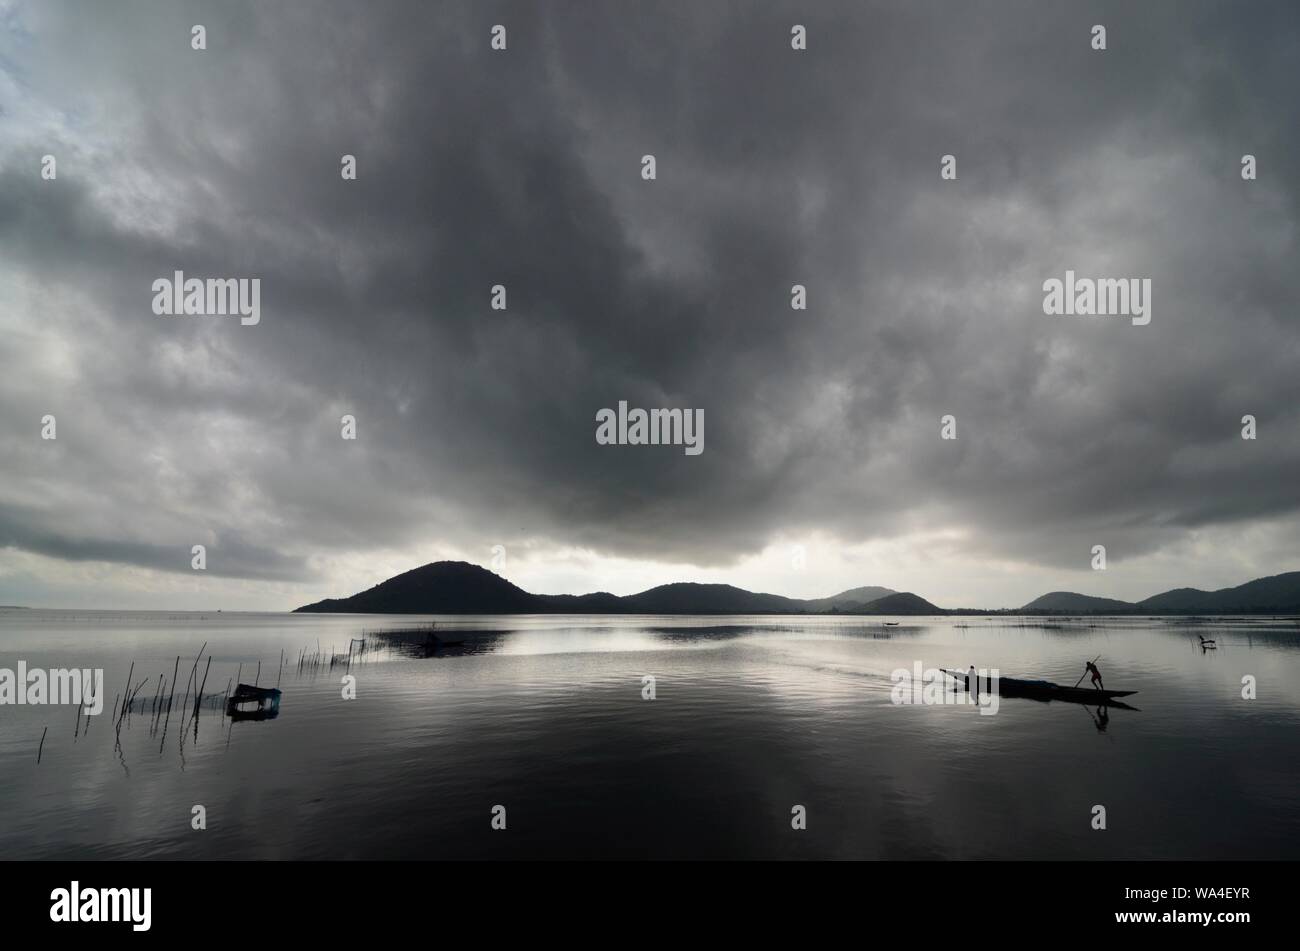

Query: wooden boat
[941,668,1139,709]
[226,683,281,720]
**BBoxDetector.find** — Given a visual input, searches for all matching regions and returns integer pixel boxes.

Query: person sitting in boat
[1084,660,1104,690]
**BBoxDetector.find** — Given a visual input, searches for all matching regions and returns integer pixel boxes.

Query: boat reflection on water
[362,626,504,660]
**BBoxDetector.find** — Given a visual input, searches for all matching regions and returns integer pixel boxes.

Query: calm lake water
[1,609,1298,860]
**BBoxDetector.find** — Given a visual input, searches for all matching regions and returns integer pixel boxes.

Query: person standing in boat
[1084,660,1104,691]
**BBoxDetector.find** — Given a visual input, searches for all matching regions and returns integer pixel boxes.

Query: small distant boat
[883,621,900,626]
[226,683,281,721]
[941,669,1139,709]
[1198,636,1217,649]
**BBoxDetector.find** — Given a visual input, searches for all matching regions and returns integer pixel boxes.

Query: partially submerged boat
[941,668,1139,710]
[226,683,281,721]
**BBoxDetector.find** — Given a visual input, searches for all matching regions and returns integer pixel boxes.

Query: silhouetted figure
[1085,660,1104,690]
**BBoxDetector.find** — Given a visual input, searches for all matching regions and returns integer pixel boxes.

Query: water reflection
[1,610,1298,859]
[361,625,505,659]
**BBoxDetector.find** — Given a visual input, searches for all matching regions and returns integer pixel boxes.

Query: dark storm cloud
[0,0,1297,584]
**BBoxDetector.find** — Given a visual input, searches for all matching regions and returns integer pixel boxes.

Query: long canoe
[941,668,1139,709]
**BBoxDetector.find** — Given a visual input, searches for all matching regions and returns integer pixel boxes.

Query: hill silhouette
[294,562,923,615]
[802,585,895,611]
[842,592,941,615]
[1017,571,1300,614]
[1022,591,1136,612]
[294,562,1300,616]
[295,561,537,614]
[1137,571,1300,613]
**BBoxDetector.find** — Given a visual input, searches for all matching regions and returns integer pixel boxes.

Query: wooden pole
[180,664,195,716]
[116,661,135,728]
[166,656,179,712]
[193,656,212,721]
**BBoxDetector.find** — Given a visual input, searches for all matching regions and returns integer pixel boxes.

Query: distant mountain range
[293,562,936,615]
[294,562,1300,615]
[1021,571,1300,615]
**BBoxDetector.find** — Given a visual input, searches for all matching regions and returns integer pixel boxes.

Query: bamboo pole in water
[37,726,47,763]
[192,656,212,722]
[116,661,134,729]
[115,662,136,744]
[150,677,164,733]
[166,656,179,713]
[183,642,207,711]
[127,677,148,719]
[180,665,195,718]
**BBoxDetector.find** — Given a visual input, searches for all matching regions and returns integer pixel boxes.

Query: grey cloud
[0,0,1297,590]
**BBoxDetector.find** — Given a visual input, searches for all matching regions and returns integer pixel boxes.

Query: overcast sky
[1,0,1297,610]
